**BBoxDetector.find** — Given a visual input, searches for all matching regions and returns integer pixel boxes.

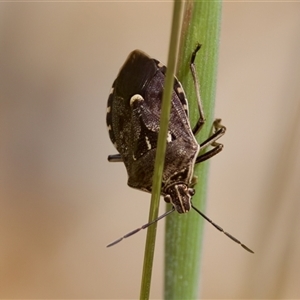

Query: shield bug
[106,44,253,253]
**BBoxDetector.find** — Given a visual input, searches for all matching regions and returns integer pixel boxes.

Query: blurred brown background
[1,2,300,299]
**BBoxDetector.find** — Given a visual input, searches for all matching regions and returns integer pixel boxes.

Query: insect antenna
[107,207,175,247]
[191,204,254,253]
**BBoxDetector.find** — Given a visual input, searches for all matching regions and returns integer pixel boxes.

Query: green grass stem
[164,2,222,299]
[139,2,183,299]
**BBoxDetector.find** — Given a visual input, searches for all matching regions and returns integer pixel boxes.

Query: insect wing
[106,50,159,162]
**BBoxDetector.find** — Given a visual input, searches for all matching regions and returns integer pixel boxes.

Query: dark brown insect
[106,45,254,253]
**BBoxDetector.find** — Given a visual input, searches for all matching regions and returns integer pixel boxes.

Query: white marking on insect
[107,106,111,113]
[130,94,144,107]
[157,61,164,68]
[110,87,114,95]
[167,132,172,143]
[176,86,184,94]
[145,136,151,150]
[107,125,112,131]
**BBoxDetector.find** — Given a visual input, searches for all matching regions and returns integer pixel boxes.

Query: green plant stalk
[164,2,222,299]
[139,1,183,300]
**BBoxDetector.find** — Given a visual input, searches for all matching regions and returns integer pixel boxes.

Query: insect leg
[108,154,123,162]
[196,145,223,164]
[190,44,206,135]
[196,119,226,164]
[200,119,226,148]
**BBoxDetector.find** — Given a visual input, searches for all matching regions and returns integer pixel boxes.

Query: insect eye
[188,188,195,196]
[164,195,172,203]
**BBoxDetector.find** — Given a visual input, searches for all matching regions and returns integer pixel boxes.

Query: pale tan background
[1,2,300,299]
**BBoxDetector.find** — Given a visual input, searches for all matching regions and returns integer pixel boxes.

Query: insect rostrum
[106,45,254,253]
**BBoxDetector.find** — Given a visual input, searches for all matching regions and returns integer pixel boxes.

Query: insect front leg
[196,119,226,164]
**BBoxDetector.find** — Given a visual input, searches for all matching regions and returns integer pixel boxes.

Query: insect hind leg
[190,44,205,135]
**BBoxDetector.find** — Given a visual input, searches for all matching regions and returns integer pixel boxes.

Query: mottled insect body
[106,50,199,214]
[106,46,254,253]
